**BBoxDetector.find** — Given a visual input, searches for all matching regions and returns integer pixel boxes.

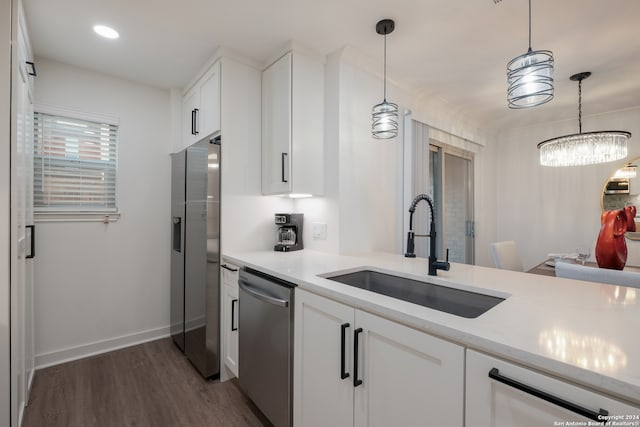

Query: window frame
[33,104,121,223]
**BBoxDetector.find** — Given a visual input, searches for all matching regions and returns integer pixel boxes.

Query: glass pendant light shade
[371,19,398,139]
[506,0,554,109]
[538,131,630,167]
[538,72,632,167]
[372,100,399,139]
[507,49,554,108]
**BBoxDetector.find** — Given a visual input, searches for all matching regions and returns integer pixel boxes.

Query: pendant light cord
[578,78,583,133]
[383,33,387,101]
[527,0,532,52]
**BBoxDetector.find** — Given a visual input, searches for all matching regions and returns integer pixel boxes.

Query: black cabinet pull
[231,299,238,331]
[191,109,196,135]
[26,61,36,76]
[221,264,238,272]
[488,368,608,421]
[193,108,199,135]
[26,225,35,259]
[281,152,288,183]
[340,323,350,379]
[353,327,363,387]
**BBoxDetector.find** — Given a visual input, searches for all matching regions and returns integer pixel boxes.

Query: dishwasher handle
[239,279,289,307]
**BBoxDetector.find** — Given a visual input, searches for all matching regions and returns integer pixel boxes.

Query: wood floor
[22,338,273,427]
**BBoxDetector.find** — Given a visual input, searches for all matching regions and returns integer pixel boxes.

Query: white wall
[474,134,499,267]
[495,107,640,270]
[33,58,172,367]
[293,52,340,254]
[219,57,292,254]
[296,47,495,260]
[337,55,405,255]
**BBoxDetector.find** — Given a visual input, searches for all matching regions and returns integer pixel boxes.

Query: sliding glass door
[430,145,475,264]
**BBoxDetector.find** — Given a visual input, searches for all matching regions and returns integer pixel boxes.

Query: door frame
[429,141,475,265]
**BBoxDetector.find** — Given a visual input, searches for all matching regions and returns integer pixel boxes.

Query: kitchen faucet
[404,194,450,276]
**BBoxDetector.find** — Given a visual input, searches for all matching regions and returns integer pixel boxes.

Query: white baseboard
[35,326,171,370]
[26,368,34,400]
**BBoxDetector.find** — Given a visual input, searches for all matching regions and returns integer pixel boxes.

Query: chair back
[555,262,640,288]
[490,241,524,272]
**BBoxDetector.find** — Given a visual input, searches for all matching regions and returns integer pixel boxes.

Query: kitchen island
[224,249,640,424]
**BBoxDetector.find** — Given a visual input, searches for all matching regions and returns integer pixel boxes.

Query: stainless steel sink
[323,269,505,318]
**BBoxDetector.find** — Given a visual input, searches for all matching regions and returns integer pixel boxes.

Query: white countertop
[224,249,640,406]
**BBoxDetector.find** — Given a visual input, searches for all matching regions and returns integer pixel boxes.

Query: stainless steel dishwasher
[238,267,295,427]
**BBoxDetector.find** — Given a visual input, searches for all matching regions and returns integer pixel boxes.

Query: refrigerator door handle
[172,217,182,252]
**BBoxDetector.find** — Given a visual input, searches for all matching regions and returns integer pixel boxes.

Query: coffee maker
[274,213,304,252]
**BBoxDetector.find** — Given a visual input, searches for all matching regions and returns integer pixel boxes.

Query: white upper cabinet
[262,51,324,196]
[465,349,638,427]
[182,61,221,148]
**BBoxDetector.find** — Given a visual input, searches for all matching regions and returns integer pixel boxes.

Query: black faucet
[404,194,450,276]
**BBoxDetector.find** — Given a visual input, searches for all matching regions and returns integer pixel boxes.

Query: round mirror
[601,156,640,240]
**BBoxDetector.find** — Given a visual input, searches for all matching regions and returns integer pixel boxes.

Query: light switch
[312,223,327,240]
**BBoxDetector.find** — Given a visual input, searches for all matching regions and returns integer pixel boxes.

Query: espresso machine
[274,213,304,252]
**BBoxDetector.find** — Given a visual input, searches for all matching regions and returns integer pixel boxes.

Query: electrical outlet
[312,223,327,240]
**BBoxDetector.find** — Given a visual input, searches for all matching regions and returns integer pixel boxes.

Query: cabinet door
[294,289,355,427]
[261,52,292,195]
[466,350,639,427]
[12,42,29,425]
[354,310,464,427]
[22,54,35,402]
[221,264,239,377]
[182,88,199,149]
[199,62,221,139]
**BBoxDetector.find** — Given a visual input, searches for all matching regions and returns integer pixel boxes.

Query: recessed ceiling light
[93,25,119,40]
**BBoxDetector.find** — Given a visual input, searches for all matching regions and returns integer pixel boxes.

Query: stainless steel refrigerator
[170,137,221,378]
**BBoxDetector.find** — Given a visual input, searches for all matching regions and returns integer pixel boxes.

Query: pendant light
[537,72,631,167]
[506,0,554,109]
[372,19,398,139]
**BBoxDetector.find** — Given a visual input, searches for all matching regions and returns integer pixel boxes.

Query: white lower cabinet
[465,350,639,426]
[221,263,239,378]
[294,289,464,427]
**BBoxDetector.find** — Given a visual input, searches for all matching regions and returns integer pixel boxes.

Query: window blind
[33,112,118,213]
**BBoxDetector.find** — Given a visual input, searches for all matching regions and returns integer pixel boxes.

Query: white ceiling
[23,0,640,133]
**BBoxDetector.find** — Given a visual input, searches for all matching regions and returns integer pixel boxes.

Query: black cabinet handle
[191,109,196,135]
[221,264,238,272]
[281,152,288,183]
[340,323,350,380]
[26,61,36,76]
[231,299,238,331]
[488,368,608,421]
[26,225,35,259]
[353,327,363,387]
[193,108,199,135]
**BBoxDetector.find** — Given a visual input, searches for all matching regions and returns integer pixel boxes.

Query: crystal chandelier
[372,19,398,139]
[538,72,631,167]
[506,0,554,109]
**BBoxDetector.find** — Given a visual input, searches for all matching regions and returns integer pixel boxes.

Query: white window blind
[34,111,118,214]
